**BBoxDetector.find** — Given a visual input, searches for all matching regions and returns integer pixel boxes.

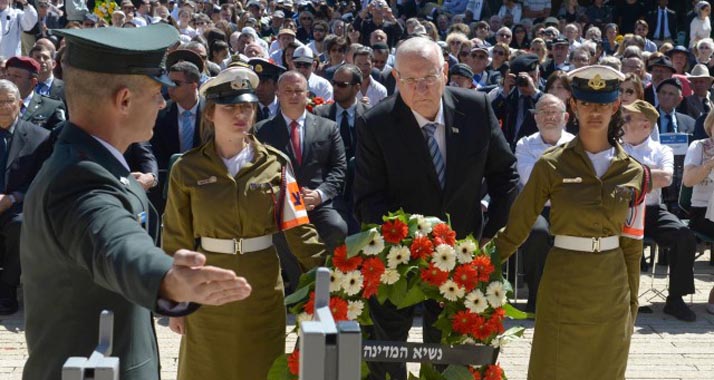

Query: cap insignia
[255,64,263,73]
[588,74,606,90]
[231,79,251,90]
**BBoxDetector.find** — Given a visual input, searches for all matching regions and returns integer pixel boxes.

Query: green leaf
[296,268,318,290]
[484,241,503,282]
[432,313,453,336]
[419,363,447,380]
[266,354,290,380]
[388,276,408,306]
[284,284,311,306]
[408,373,421,380]
[346,228,378,258]
[503,303,531,320]
[361,360,371,379]
[396,283,426,309]
[443,365,473,380]
[377,283,389,304]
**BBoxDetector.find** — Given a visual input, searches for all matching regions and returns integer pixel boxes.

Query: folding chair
[678,184,714,266]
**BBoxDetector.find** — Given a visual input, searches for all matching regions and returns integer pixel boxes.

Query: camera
[516,76,529,87]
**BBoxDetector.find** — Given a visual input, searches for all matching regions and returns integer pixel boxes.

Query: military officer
[494,66,649,380]
[20,24,252,380]
[5,56,65,130]
[162,66,325,380]
[249,57,285,122]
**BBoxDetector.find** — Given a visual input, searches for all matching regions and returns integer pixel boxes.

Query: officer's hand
[160,249,252,305]
[169,316,185,335]
[131,172,156,190]
[301,188,322,210]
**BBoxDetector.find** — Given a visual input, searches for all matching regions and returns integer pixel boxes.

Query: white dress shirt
[221,144,254,177]
[259,96,280,119]
[282,110,329,202]
[684,139,714,208]
[623,136,674,206]
[586,147,615,178]
[307,73,334,101]
[360,78,387,108]
[412,101,446,165]
[0,5,38,58]
[515,131,575,186]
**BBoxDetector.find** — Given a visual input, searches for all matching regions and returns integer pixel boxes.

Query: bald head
[394,37,444,73]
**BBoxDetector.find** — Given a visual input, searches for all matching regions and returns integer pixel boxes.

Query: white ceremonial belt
[201,235,273,254]
[553,235,619,253]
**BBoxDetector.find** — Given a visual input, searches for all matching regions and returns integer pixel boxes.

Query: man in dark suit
[644,56,677,108]
[0,80,51,315]
[29,44,65,103]
[20,25,252,380]
[646,0,677,44]
[314,63,368,234]
[540,37,571,80]
[5,56,65,131]
[354,37,519,380]
[656,78,696,136]
[149,60,203,212]
[256,70,348,250]
[492,54,543,150]
[249,58,285,123]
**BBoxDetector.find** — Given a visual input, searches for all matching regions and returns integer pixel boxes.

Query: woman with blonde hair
[619,73,645,106]
[164,67,325,379]
[530,38,548,64]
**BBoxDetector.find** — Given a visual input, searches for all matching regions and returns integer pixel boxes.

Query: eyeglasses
[332,81,354,88]
[492,50,505,56]
[499,33,512,38]
[534,110,564,118]
[396,70,442,87]
[295,62,312,68]
[621,88,636,95]
[471,53,488,60]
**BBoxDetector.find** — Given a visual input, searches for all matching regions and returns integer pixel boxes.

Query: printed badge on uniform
[197,176,217,186]
[279,165,309,230]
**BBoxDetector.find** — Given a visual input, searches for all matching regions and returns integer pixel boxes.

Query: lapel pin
[120,177,130,186]
[197,176,217,186]
[451,127,460,134]
[562,177,582,184]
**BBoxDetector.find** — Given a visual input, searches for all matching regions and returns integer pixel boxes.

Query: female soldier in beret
[162,66,325,379]
[493,66,650,380]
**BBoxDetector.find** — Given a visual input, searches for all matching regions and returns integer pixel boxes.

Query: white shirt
[259,96,279,119]
[177,100,199,152]
[585,147,615,178]
[281,110,329,202]
[623,136,674,206]
[221,144,254,177]
[412,101,446,165]
[684,139,714,208]
[515,131,575,186]
[0,5,38,58]
[360,78,387,108]
[307,73,333,101]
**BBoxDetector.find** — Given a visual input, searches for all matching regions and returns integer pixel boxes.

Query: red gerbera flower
[329,296,349,321]
[484,364,504,380]
[420,263,450,287]
[287,349,300,376]
[410,235,434,260]
[332,244,363,272]
[471,315,492,341]
[490,307,506,323]
[303,291,316,315]
[382,219,409,244]
[432,223,456,246]
[468,366,482,380]
[453,264,480,292]
[485,316,504,335]
[472,255,495,282]
[362,279,380,298]
[452,310,480,335]
[361,257,386,283]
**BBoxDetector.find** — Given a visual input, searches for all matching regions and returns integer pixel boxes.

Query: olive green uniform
[494,138,647,380]
[163,139,325,380]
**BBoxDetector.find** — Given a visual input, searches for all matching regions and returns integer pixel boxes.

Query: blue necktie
[423,123,445,189]
[35,83,49,96]
[666,113,676,133]
[180,110,194,152]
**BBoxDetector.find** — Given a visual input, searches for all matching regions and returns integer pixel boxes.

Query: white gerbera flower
[432,244,456,272]
[439,280,465,301]
[386,245,410,269]
[410,214,433,235]
[296,312,312,326]
[347,300,365,320]
[486,281,506,308]
[455,240,477,264]
[330,269,345,293]
[342,270,364,296]
[362,231,385,256]
[464,289,489,314]
[380,268,400,285]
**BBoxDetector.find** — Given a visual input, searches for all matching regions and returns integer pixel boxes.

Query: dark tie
[290,120,302,165]
[422,123,445,189]
[0,129,11,191]
[666,113,675,133]
[518,95,533,137]
[704,98,711,115]
[262,106,270,120]
[339,110,352,155]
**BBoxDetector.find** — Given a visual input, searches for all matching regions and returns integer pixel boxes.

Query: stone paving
[2,251,714,380]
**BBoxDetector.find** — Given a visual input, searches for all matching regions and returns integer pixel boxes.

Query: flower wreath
[270,210,525,380]
[93,0,118,24]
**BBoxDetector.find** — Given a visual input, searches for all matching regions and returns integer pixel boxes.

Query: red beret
[6,56,40,75]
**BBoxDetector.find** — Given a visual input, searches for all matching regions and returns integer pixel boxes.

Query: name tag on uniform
[249,182,272,191]
[562,177,582,184]
[197,176,217,186]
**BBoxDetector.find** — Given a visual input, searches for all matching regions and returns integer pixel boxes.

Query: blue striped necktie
[180,110,194,152]
[423,123,445,189]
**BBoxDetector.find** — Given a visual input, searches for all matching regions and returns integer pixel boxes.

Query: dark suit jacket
[658,109,696,135]
[125,141,159,179]
[4,120,51,211]
[491,89,541,150]
[313,101,368,161]
[150,99,204,172]
[540,59,568,81]
[21,93,66,130]
[354,87,519,238]
[645,7,678,40]
[255,112,347,202]
[48,77,65,103]
[20,124,195,380]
